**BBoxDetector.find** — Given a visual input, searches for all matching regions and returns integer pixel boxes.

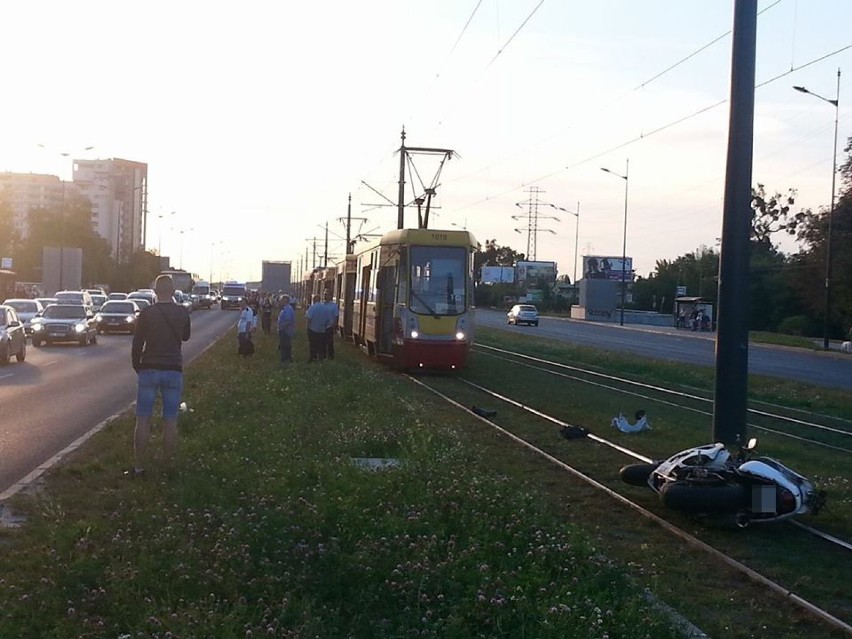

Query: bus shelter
[674,296,714,331]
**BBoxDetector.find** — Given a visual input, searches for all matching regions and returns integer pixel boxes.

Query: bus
[154,270,194,295]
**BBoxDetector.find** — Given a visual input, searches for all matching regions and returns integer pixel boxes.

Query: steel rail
[405,374,852,636]
[475,345,852,454]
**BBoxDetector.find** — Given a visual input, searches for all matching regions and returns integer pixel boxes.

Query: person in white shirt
[236,298,255,356]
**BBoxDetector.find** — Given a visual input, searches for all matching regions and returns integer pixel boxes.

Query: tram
[349,228,477,370]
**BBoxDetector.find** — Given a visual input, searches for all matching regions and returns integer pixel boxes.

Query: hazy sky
[2,0,851,283]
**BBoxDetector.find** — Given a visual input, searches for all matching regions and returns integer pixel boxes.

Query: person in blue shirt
[277,294,296,365]
[305,294,327,362]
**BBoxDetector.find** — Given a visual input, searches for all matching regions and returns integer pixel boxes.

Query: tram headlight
[455,315,470,341]
[407,314,420,339]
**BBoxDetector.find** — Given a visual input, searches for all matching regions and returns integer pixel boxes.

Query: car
[96,300,140,334]
[173,291,193,313]
[507,304,539,326]
[130,297,151,311]
[2,298,44,335]
[0,305,27,365]
[30,304,98,347]
[128,290,157,307]
[108,292,128,300]
[35,297,58,309]
[90,294,108,312]
[55,290,95,313]
[85,288,107,298]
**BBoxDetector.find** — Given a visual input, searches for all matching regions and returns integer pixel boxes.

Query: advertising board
[516,261,557,287]
[581,256,634,282]
[480,266,515,284]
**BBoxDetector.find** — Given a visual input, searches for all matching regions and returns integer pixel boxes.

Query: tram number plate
[431,232,448,241]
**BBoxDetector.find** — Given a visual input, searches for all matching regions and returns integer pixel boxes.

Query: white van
[191,281,214,309]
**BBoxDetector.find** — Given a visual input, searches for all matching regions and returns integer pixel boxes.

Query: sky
[2,0,851,284]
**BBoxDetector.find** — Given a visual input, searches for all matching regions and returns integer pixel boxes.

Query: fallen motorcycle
[619,438,826,527]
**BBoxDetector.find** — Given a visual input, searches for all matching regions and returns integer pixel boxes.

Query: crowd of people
[234,290,339,366]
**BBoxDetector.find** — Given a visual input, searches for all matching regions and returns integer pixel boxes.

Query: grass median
[0,326,680,638]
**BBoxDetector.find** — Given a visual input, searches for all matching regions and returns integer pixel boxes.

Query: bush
[776,315,814,337]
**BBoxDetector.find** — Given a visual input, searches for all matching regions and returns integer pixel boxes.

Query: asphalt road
[0,308,237,494]
[475,309,852,391]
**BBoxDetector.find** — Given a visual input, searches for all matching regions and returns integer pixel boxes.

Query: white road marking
[0,373,13,381]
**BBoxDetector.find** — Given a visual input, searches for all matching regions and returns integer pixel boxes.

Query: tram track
[474,343,852,454]
[404,373,852,636]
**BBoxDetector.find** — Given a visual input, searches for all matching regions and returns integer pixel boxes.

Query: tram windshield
[408,245,467,316]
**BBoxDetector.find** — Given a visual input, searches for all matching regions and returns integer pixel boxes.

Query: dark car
[31,304,98,347]
[96,300,140,334]
[0,305,27,365]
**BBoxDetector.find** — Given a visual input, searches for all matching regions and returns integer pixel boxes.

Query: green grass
[0,328,681,638]
[749,330,822,349]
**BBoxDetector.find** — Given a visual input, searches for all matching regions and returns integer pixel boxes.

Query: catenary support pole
[712,0,757,445]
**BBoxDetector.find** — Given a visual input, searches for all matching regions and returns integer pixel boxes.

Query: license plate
[49,332,63,337]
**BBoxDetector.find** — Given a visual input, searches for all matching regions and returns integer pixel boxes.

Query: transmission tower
[512,186,559,260]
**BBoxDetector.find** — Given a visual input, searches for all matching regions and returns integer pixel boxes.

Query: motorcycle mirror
[745,437,758,450]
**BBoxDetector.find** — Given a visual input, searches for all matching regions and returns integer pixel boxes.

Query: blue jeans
[136,369,183,419]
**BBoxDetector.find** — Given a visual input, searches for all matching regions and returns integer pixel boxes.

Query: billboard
[480,266,515,284]
[516,261,557,287]
[582,256,634,282]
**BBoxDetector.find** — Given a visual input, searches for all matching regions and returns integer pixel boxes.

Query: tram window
[408,246,466,315]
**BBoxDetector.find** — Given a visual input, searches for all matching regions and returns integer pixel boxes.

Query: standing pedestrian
[130,274,191,477]
[323,290,339,360]
[237,298,255,357]
[306,294,327,362]
[261,294,273,335]
[277,293,296,366]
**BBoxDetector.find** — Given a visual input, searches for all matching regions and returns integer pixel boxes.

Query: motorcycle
[619,438,826,527]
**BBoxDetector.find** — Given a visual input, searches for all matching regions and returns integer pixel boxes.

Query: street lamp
[794,68,841,350]
[37,144,95,291]
[178,226,194,270]
[601,159,629,326]
[548,202,580,288]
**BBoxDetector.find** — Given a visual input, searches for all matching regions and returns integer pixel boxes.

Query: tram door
[358,264,371,344]
[377,264,396,355]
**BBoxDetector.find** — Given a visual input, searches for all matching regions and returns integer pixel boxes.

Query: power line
[455,41,852,213]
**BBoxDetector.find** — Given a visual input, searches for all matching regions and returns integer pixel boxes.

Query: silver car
[507,304,539,326]
[2,298,44,335]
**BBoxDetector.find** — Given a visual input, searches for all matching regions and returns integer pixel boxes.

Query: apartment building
[1,158,148,263]
[73,158,148,262]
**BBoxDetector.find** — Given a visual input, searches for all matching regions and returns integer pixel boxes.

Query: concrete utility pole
[512,187,558,260]
[712,0,757,445]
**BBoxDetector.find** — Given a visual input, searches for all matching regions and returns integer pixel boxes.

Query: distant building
[0,172,79,239]
[0,158,148,265]
[73,158,148,263]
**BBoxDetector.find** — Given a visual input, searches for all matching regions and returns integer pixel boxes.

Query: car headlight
[74,323,87,333]
[456,331,466,340]
[32,323,44,332]
[410,330,419,339]
[125,315,136,323]
[95,314,103,322]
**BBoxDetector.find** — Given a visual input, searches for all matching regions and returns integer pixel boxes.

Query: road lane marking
[44,360,59,367]
[0,373,13,381]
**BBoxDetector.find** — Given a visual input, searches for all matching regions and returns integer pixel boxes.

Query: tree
[473,239,525,281]
[0,199,20,259]
[750,184,807,245]
[17,193,112,286]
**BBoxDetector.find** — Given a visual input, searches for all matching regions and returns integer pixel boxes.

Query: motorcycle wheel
[659,480,749,514]
[619,463,659,486]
